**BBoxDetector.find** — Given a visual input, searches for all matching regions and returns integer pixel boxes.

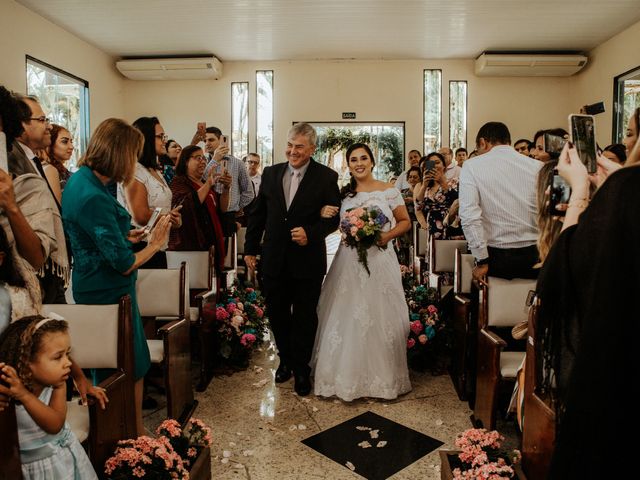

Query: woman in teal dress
[61,118,171,436]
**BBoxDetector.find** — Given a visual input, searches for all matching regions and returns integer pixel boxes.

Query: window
[423,69,442,154]
[231,82,249,159]
[26,56,89,169]
[308,122,405,184]
[449,81,468,150]
[256,71,274,166]
[614,66,640,144]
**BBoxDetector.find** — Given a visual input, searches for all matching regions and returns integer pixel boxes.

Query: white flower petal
[297,424,307,430]
[222,450,232,458]
[346,461,356,471]
[369,429,379,439]
[357,441,372,449]
[376,441,387,448]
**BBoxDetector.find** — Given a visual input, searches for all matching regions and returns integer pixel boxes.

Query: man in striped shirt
[459,122,542,280]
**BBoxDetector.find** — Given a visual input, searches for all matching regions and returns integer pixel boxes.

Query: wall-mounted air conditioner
[475,53,588,77]
[116,56,223,80]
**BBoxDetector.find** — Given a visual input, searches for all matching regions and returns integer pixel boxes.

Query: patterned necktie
[287,171,301,209]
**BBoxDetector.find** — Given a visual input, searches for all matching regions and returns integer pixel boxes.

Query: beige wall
[571,20,640,146]
[124,59,573,164]
[0,0,124,128]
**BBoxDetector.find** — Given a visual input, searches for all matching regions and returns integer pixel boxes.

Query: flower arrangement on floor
[203,283,269,367]
[340,205,389,275]
[104,418,212,479]
[449,428,522,479]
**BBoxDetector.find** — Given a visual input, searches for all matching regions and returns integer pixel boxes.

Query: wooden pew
[427,237,468,300]
[472,276,534,429]
[521,297,556,480]
[450,249,476,401]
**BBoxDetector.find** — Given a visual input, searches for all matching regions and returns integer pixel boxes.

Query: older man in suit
[8,94,67,303]
[245,123,340,396]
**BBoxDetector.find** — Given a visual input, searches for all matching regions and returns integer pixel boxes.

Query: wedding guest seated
[514,138,531,156]
[603,143,627,164]
[455,147,468,167]
[414,153,458,239]
[394,149,422,191]
[169,145,229,274]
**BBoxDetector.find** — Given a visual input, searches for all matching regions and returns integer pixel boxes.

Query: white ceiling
[16,0,640,61]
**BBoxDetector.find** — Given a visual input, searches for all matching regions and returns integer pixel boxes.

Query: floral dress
[416,179,459,239]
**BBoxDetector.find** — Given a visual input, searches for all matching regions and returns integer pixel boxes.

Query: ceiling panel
[15,0,640,61]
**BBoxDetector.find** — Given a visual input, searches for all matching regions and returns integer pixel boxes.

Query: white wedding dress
[311,188,411,401]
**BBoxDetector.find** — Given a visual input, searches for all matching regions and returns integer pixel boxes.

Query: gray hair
[288,122,317,147]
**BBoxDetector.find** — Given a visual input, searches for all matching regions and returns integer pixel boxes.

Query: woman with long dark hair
[311,142,411,401]
[117,116,181,268]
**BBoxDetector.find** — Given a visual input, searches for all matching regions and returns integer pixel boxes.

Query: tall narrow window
[231,82,249,159]
[423,69,442,154]
[26,56,89,169]
[614,66,640,144]
[449,81,468,150]
[256,71,274,166]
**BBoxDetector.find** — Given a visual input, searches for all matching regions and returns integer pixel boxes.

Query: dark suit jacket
[245,159,340,278]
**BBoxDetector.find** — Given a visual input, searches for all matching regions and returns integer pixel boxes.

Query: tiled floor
[144,338,476,480]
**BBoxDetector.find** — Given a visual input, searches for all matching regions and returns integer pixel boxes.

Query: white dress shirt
[445,163,461,181]
[459,145,541,260]
[250,173,262,196]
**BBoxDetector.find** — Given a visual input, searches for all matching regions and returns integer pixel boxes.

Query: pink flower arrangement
[240,333,257,346]
[215,306,229,321]
[253,305,264,318]
[104,435,188,479]
[226,303,236,314]
[339,205,389,275]
[448,428,521,480]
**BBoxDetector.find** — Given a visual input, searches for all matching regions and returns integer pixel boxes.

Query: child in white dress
[0,315,98,480]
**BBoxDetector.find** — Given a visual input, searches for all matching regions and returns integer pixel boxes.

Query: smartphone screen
[143,207,163,234]
[570,114,597,174]
[543,133,567,159]
[549,172,571,216]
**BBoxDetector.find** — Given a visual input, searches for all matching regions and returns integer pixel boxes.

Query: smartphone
[543,133,567,160]
[569,114,597,174]
[220,135,228,146]
[422,160,436,175]
[584,101,605,116]
[173,197,185,209]
[548,170,571,216]
[143,207,163,235]
[221,159,228,171]
[197,121,206,132]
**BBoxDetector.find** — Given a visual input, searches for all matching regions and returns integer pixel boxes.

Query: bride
[311,143,412,401]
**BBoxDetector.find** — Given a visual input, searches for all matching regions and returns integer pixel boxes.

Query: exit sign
[342,112,356,119]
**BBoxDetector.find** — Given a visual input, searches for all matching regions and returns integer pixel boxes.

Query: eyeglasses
[29,116,51,124]
[155,134,168,142]
[247,160,260,165]
[190,155,206,161]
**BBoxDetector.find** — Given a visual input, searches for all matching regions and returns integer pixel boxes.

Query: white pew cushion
[147,340,164,364]
[487,277,536,327]
[67,401,90,443]
[500,351,525,379]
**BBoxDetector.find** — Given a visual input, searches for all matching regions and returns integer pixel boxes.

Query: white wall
[571,19,640,145]
[0,0,125,129]
[123,59,573,164]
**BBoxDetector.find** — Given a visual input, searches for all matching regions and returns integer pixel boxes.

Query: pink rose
[245,288,254,293]
[253,306,264,318]
[355,219,365,228]
[427,305,438,314]
[226,303,236,314]
[350,226,358,236]
[410,320,423,335]
[407,338,416,349]
[240,333,257,346]
[215,306,230,321]
[418,334,427,344]
[236,302,244,311]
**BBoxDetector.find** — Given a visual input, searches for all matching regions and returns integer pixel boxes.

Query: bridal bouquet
[339,205,389,275]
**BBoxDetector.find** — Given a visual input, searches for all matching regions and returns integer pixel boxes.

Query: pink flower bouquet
[448,428,522,479]
[339,205,389,275]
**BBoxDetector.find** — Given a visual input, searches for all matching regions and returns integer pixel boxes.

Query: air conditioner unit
[116,56,223,80]
[474,53,588,77]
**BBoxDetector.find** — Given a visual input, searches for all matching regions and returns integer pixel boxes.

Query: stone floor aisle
[145,337,474,479]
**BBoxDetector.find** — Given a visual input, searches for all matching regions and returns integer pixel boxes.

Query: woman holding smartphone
[413,152,459,239]
[117,116,181,268]
[62,118,171,435]
[168,145,229,275]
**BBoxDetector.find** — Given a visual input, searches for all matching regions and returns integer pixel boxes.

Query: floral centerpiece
[440,428,523,479]
[339,205,389,275]
[202,283,268,367]
[104,418,212,479]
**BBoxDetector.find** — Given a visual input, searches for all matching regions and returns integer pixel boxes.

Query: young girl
[0,315,98,479]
